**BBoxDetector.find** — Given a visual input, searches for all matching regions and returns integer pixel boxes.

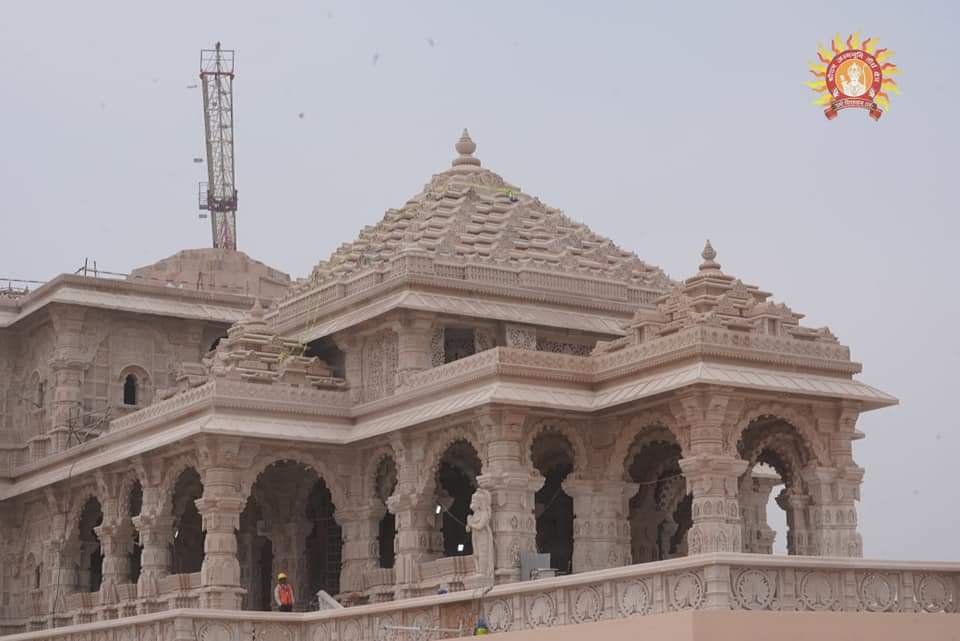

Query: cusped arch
[523,418,589,478]
[734,402,828,467]
[156,455,201,516]
[239,450,349,516]
[611,410,685,481]
[364,445,398,501]
[416,424,483,497]
[62,489,103,545]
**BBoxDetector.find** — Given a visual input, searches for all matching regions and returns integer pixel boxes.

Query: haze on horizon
[1,1,957,561]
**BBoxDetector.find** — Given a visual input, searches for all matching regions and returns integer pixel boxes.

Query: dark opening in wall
[443,328,476,364]
[305,338,346,378]
[123,374,138,406]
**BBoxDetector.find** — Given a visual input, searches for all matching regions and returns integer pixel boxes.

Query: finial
[250,297,264,321]
[452,128,481,168]
[699,240,721,272]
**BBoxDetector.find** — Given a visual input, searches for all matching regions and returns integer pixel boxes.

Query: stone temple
[0,131,956,640]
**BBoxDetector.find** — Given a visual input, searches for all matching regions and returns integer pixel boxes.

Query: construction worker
[274,572,294,612]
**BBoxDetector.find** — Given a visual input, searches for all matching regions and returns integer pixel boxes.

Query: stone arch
[117,364,151,407]
[732,403,828,466]
[611,409,687,479]
[416,424,483,497]
[523,418,589,478]
[156,454,200,517]
[428,438,483,558]
[62,486,102,545]
[364,445,399,501]
[239,450,349,517]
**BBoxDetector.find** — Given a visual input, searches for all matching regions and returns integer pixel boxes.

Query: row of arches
[50,413,824,611]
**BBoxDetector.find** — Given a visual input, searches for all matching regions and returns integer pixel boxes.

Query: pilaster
[337,501,386,595]
[679,454,748,554]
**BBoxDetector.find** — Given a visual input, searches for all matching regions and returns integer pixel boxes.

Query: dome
[299,130,671,293]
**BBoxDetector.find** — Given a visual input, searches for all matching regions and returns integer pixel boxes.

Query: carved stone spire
[699,240,721,273]
[452,128,481,168]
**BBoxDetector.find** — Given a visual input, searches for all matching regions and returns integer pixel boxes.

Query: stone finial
[699,240,721,272]
[452,128,481,168]
[250,297,264,322]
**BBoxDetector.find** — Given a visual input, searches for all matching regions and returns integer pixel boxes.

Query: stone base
[198,588,244,610]
[463,573,495,590]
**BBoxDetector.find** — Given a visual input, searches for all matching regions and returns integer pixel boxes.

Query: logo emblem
[808,33,900,120]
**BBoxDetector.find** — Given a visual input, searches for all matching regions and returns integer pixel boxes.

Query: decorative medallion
[312,622,331,641]
[486,598,514,632]
[808,33,900,120]
[618,580,652,617]
[799,571,838,611]
[340,619,361,641]
[527,592,557,628]
[197,622,233,641]
[858,573,898,612]
[571,586,603,623]
[916,574,954,613]
[258,625,294,641]
[733,568,776,610]
[670,572,705,611]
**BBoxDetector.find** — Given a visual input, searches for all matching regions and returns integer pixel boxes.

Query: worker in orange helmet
[275,572,294,612]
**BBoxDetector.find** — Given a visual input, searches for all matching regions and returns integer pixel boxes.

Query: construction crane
[198,42,238,250]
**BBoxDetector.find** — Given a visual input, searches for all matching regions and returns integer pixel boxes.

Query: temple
[0,131,956,640]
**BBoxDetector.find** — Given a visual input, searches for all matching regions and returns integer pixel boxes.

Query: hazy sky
[2,1,958,561]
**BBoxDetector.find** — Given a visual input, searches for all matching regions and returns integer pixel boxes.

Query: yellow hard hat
[277,572,287,580]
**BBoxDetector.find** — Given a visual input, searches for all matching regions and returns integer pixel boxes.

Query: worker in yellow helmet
[274,572,294,612]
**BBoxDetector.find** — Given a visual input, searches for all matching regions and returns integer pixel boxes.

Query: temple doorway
[530,431,575,574]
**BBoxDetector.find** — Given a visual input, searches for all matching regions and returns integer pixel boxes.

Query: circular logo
[827,51,881,100]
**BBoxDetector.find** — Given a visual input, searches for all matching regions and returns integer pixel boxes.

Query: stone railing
[2,554,955,640]
[272,252,664,333]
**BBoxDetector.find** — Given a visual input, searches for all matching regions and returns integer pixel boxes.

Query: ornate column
[48,307,88,454]
[196,437,247,609]
[565,479,636,572]
[337,501,385,595]
[678,455,747,554]
[335,336,364,403]
[94,518,133,605]
[738,471,780,554]
[673,392,747,555]
[270,520,309,608]
[804,466,864,557]
[393,314,434,389]
[777,490,814,556]
[385,492,434,598]
[475,411,540,584]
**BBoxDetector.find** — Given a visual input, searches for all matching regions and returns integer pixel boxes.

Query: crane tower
[198,42,238,250]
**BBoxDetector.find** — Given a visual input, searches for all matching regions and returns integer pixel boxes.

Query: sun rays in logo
[807,33,900,112]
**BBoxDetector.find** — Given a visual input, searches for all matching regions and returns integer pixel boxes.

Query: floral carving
[618,580,652,616]
[571,586,603,623]
[669,572,705,611]
[733,568,776,610]
[526,592,557,627]
[916,574,955,613]
[486,598,513,632]
[858,572,898,612]
[798,571,839,611]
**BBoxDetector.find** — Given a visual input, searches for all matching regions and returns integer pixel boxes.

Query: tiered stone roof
[288,130,671,298]
[596,241,840,353]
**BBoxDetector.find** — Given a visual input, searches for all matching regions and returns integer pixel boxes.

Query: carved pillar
[195,437,249,610]
[565,479,636,572]
[777,490,813,556]
[94,517,133,605]
[679,455,747,554]
[393,315,434,388]
[337,501,385,595]
[804,465,863,557]
[738,471,780,555]
[475,411,539,584]
[386,492,434,598]
[335,336,364,403]
[131,513,172,605]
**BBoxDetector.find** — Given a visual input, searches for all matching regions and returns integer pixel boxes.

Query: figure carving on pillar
[466,489,494,582]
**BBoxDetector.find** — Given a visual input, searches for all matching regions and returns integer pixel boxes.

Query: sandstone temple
[0,132,956,640]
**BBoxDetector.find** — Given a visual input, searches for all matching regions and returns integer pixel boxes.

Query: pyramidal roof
[297,130,672,293]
